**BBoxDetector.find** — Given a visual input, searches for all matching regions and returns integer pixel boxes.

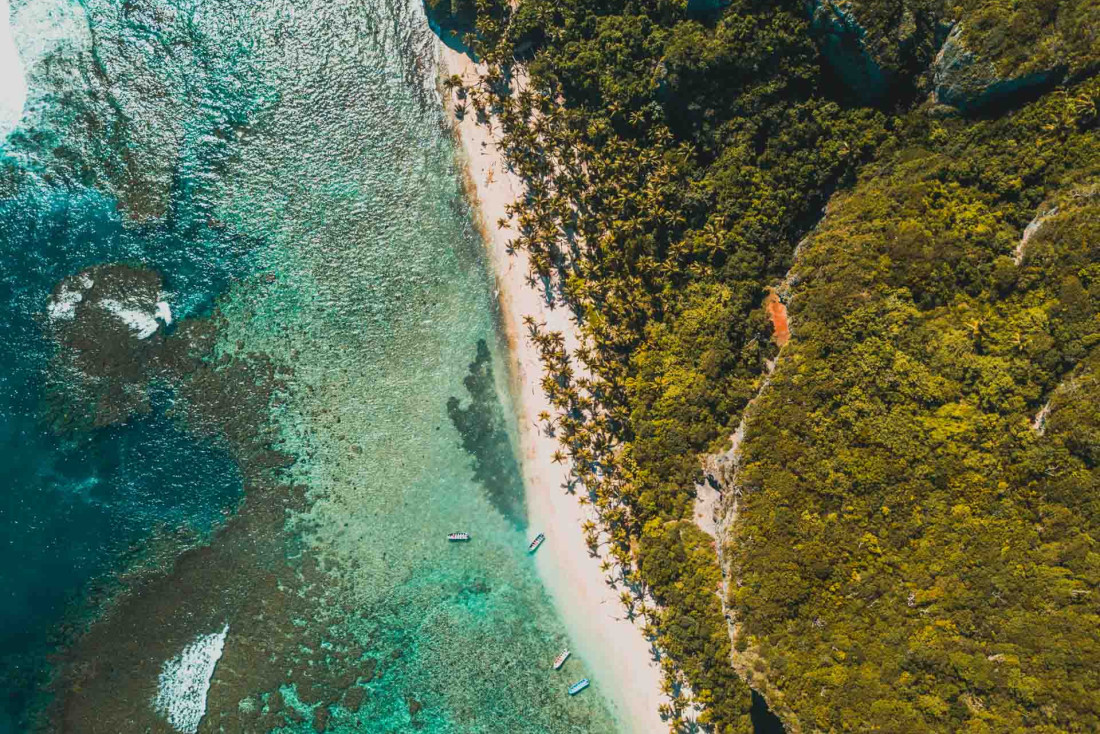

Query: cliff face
[803,0,947,104]
[932,0,1098,111]
[423,0,478,49]
[932,23,1062,111]
[806,0,1098,111]
[805,0,893,102]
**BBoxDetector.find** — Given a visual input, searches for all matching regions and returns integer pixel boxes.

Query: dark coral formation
[446,339,527,528]
[44,264,171,428]
[37,266,372,733]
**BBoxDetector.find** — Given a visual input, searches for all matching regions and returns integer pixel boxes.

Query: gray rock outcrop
[933,24,1065,112]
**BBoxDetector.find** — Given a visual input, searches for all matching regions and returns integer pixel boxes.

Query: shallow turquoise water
[0,0,618,731]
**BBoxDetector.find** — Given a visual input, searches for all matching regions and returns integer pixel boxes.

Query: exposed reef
[35,265,380,734]
[44,264,175,428]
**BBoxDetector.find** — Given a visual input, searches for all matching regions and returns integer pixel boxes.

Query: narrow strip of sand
[436,43,668,734]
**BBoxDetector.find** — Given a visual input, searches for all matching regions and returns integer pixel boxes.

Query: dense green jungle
[427,0,1100,731]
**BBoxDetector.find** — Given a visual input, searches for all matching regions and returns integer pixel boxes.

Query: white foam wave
[155,300,173,325]
[46,285,81,320]
[6,0,92,142]
[99,293,172,339]
[0,0,27,143]
[152,624,229,734]
[100,298,160,339]
[46,275,93,322]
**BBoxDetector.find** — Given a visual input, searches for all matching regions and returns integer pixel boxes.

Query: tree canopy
[442,0,1100,729]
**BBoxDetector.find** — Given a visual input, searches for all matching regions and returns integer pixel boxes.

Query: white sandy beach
[436,43,668,734]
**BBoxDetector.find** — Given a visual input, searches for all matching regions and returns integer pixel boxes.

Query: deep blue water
[0,179,254,731]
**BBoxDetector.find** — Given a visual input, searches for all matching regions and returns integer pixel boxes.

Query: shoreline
[435,42,668,734]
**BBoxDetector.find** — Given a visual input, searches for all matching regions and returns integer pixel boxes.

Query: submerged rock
[342,686,366,714]
[311,705,330,733]
[406,694,424,727]
[44,264,173,428]
[446,339,527,528]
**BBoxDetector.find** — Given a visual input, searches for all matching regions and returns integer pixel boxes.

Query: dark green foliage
[832,0,948,71]
[641,520,753,731]
[828,0,1100,83]
[731,79,1100,732]
[952,0,1100,80]
[627,282,773,519]
[464,1,887,730]
[805,0,949,102]
[805,0,1099,107]
[442,0,1100,730]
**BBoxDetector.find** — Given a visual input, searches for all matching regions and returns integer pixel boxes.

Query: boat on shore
[568,678,590,696]
[527,532,545,553]
[447,532,471,542]
[552,649,571,670]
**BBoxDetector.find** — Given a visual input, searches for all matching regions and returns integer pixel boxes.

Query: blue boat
[568,678,590,696]
[447,532,471,542]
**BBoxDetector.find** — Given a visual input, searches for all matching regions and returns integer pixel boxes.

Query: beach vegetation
[436,0,1100,730]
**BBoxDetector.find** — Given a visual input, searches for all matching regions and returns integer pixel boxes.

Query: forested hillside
[732,83,1100,732]
[432,0,1100,730]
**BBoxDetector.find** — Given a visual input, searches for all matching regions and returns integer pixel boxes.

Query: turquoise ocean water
[0,0,619,731]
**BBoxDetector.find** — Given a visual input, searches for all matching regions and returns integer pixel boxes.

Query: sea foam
[46,285,82,321]
[99,293,172,339]
[6,0,93,144]
[100,299,161,339]
[0,0,26,143]
[152,624,229,734]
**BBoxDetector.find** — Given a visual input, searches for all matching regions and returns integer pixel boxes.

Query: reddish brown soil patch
[764,292,790,348]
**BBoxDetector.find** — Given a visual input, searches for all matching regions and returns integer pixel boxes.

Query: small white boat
[527,532,545,553]
[568,678,590,696]
[552,649,571,670]
[448,532,471,542]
